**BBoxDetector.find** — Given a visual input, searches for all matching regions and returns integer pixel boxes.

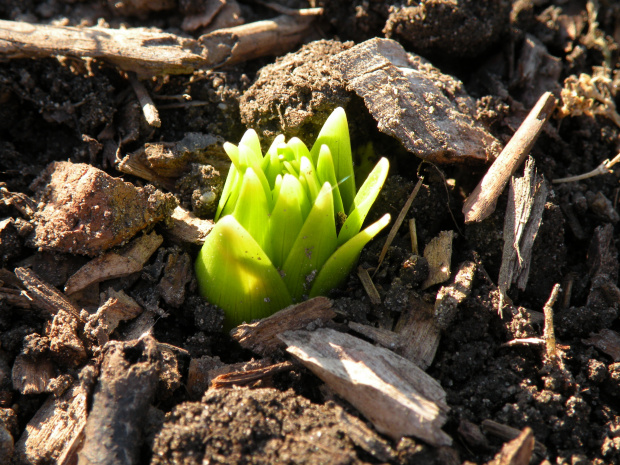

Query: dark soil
[2,1,620,464]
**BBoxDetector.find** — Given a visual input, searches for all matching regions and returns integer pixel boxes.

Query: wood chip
[487,427,535,465]
[421,230,454,290]
[84,289,144,346]
[583,329,620,361]
[279,327,451,446]
[15,381,89,465]
[394,294,441,369]
[482,419,546,456]
[462,92,555,223]
[331,38,501,164]
[79,336,160,465]
[230,296,335,356]
[166,206,214,245]
[11,354,55,395]
[498,157,548,311]
[211,361,294,388]
[14,267,83,322]
[64,232,163,295]
[357,266,381,304]
[434,261,476,330]
[0,13,321,77]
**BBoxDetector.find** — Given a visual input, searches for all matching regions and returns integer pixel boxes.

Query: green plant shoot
[195,107,390,328]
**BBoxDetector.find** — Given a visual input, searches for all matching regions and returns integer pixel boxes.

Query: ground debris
[11,354,55,395]
[79,336,160,465]
[15,377,90,465]
[279,327,451,446]
[498,157,548,312]
[421,230,454,290]
[165,206,214,245]
[485,427,535,465]
[64,231,163,295]
[156,248,192,307]
[331,38,502,164]
[84,289,143,346]
[230,296,335,356]
[30,161,176,256]
[583,329,620,361]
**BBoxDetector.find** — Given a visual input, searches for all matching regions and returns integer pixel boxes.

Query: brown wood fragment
[181,0,225,31]
[156,250,192,307]
[394,295,441,369]
[15,381,89,465]
[498,157,548,312]
[48,310,88,367]
[331,38,501,164]
[337,408,396,462]
[0,13,321,77]
[543,284,561,361]
[166,206,214,245]
[583,329,620,361]
[375,177,424,277]
[187,355,226,399]
[64,232,163,295]
[279,327,451,446]
[79,336,160,465]
[482,420,546,456]
[128,73,161,128]
[348,321,400,349]
[211,361,294,388]
[463,91,556,223]
[0,184,37,219]
[357,266,382,304]
[230,296,335,356]
[11,354,55,395]
[14,267,83,322]
[84,289,144,346]
[434,261,476,330]
[486,427,535,465]
[421,230,454,290]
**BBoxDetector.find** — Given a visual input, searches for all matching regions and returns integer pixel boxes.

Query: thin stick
[552,152,620,183]
[409,218,419,256]
[543,283,561,360]
[129,73,161,128]
[463,92,556,223]
[373,176,424,278]
[357,266,382,305]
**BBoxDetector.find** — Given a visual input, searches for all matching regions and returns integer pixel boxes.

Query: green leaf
[287,137,311,164]
[263,134,285,188]
[238,129,262,166]
[195,216,292,329]
[338,157,389,245]
[233,167,270,252]
[215,163,239,221]
[316,144,344,216]
[281,182,337,301]
[299,156,321,203]
[310,213,391,298]
[269,174,306,269]
[310,107,356,213]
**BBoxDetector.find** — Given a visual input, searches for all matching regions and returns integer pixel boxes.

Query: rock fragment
[30,161,176,256]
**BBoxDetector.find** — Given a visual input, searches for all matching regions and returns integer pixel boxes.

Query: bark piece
[498,157,548,310]
[487,427,535,465]
[337,409,396,462]
[187,355,225,399]
[394,294,440,370]
[421,230,454,290]
[462,92,555,223]
[14,267,83,322]
[182,0,225,31]
[211,361,294,388]
[230,296,335,356]
[84,290,144,346]
[64,232,163,295]
[583,329,620,361]
[15,381,89,465]
[331,38,502,164]
[78,336,161,465]
[11,354,55,395]
[279,327,451,446]
[0,218,22,266]
[0,13,320,77]
[48,310,88,367]
[117,132,228,186]
[434,261,476,330]
[482,420,546,456]
[157,250,192,307]
[166,206,214,245]
[515,35,562,108]
[31,161,175,256]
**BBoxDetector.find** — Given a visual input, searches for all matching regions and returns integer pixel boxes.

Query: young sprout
[195,107,390,328]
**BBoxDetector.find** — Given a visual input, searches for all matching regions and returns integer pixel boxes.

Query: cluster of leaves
[195,108,390,328]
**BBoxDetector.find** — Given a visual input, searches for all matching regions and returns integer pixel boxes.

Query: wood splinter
[462,92,556,223]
